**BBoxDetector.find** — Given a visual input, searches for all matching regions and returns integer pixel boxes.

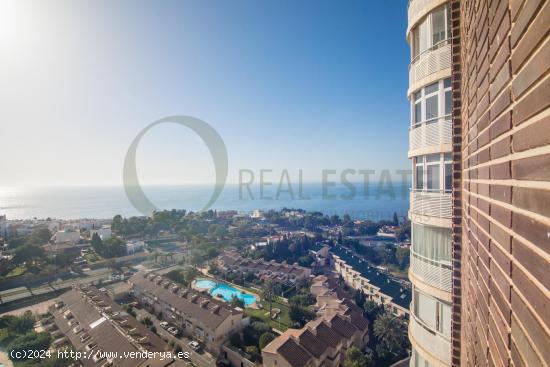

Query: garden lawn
[245,298,291,332]
[83,253,101,263]
[5,265,26,278]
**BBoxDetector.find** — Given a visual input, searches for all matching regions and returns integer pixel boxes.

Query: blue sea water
[0,182,409,220]
[195,278,256,306]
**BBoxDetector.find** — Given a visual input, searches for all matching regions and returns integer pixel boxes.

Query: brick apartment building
[450,0,550,366]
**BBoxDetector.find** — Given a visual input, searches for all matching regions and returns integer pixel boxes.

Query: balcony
[408,40,451,95]
[410,251,452,292]
[409,117,452,157]
[410,190,452,219]
[409,312,451,365]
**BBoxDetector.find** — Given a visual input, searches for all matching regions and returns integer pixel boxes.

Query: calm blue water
[0,182,409,220]
[194,279,217,289]
[195,278,256,306]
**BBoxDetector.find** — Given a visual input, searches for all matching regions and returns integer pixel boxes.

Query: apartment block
[46,285,172,367]
[450,0,550,366]
[129,272,245,353]
[331,245,411,317]
[217,250,312,285]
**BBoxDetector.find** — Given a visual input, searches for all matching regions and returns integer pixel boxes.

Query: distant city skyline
[0,0,410,187]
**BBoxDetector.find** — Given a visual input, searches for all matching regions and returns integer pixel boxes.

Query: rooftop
[330,244,412,309]
[129,272,242,330]
[49,286,169,367]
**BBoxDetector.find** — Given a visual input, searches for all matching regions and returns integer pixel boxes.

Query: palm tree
[262,280,274,319]
[373,313,408,356]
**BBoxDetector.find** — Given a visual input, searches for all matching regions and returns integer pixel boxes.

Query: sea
[0,183,410,221]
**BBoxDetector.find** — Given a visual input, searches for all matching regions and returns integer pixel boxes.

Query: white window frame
[411,4,451,62]
[413,153,452,193]
[411,78,452,129]
[413,289,452,338]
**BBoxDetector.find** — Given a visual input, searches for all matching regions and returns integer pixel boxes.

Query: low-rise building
[129,272,246,353]
[43,242,90,256]
[90,225,112,240]
[51,229,81,244]
[251,209,264,219]
[126,240,145,255]
[263,273,370,367]
[331,245,411,317]
[262,307,368,367]
[47,285,173,367]
[218,251,311,285]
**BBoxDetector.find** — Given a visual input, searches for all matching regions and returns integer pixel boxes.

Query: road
[134,308,217,367]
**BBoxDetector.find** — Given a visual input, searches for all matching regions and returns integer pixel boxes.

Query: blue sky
[0,0,410,186]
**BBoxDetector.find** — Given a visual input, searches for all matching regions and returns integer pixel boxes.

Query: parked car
[167,327,180,336]
[159,321,169,329]
[188,341,200,351]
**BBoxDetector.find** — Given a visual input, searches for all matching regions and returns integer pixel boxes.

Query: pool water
[194,279,256,306]
[194,279,217,289]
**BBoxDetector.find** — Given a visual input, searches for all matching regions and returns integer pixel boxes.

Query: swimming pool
[194,279,256,306]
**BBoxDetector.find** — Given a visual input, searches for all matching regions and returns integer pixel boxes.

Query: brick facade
[454,0,550,366]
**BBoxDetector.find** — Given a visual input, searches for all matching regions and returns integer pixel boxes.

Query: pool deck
[192,277,260,309]
[0,350,14,367]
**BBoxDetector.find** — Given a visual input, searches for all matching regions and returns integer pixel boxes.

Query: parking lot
[134,307,217,367]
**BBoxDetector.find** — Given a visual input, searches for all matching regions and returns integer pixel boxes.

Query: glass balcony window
[411,78,452,128]
[413,289,452,337]
[413,153,452,193]
[411,4,451,62]
[412,223,452,264]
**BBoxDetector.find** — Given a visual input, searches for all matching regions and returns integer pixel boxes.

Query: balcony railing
[409,40,451,89]
[410,190,452,219]
[409,116,452,153]
[409,312,451,365]
[410,251,452,292]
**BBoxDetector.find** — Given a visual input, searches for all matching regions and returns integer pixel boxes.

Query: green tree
[396,221,411,242]
[395,247,410,269]
[230,296,245,309]
[229,332,241,348]
[392,212,399,226]
[8,332,51,361]
[344,346,372,367]
[259,332,275,350]
[166,270,186,286]
[373,314,408,357]
[289,304,315,327]
[14,244,45,265]
[183,267,199,284]
[244,345,260,362]
[91,233,103,253]
[141,316,153,327]
[362,300,384,322]
[6,311,35,334]
[208,260,219,275]
[261,280,274,319]
[26,228,52,246]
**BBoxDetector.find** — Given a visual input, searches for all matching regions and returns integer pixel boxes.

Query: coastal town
[0,209,412,367]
